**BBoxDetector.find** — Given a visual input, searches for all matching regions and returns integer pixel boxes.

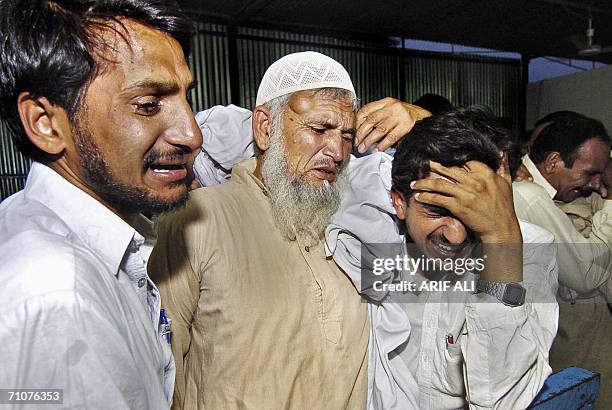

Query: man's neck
[48,161,135,225]
[254,155,265,184]
[534,162,555,186]
[523,155,558,199]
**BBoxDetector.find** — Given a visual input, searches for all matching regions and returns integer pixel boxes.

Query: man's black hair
[529,114,610,168]
[0,0,193,161]
[412,93,452,115]
[392,105,514,200]
[534,110,584,128]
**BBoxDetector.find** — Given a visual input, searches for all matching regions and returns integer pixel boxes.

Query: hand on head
[354,98,430,154]
[410,160,522,245]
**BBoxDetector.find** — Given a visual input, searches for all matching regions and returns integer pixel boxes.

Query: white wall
[526,63,612,132]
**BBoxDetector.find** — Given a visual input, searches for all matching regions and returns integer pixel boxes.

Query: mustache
[311,158,345,173]
[143,147,191,169]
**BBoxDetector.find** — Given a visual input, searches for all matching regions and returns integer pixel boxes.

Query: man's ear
[543,151,564,174]
[391,189,407,220]
[252,105,273,152]
[17,92,70,156]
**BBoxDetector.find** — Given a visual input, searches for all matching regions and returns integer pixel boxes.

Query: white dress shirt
[513,155,612,302]
[326,152,559,409]
[0,162,174,409]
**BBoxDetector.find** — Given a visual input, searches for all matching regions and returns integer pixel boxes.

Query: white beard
[261,127,348,247]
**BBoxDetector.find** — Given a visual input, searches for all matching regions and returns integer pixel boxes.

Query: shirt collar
[522,155,557,199]
[24,162,152,275]
[230,157,268,195]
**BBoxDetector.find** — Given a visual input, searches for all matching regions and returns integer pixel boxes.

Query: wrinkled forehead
[286,90,356,126]
[90,19,191,83]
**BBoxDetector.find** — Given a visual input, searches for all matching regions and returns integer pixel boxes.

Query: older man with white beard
[149,52,369,409]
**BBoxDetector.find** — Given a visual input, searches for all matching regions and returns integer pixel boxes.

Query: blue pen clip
[160,308,172,344]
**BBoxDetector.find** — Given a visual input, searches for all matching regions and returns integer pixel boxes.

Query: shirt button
[305,246,310,252]
[138,277,146,288]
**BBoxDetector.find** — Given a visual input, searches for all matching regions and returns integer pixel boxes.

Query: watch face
[503,283,526,305]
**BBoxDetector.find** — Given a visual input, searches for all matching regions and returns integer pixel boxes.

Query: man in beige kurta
[149,52,368,409]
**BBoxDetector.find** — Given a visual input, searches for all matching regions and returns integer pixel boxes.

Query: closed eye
[342,132,355,142]
[423,204,451,218]
[311,126,326,134]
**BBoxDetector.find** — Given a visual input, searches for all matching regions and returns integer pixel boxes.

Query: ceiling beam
[229,0,276,25]
[535,0,612,17]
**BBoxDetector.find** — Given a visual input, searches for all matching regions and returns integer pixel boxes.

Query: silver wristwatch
[476,280,526,306]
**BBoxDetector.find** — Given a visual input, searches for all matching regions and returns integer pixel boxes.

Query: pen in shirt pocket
[160,308,172,344]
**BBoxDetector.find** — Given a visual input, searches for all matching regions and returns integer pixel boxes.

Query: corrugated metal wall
[231,27,403,109]
[0,22,521,201]
[0,121,31,201]
[188,23,232,112]
[403,56,521,128]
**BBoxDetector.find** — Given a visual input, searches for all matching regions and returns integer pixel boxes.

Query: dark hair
[0,0,193,161]
[392,105,514,200]
[534,110,584,128]
[529,114,610,168]
[413,93,452,115]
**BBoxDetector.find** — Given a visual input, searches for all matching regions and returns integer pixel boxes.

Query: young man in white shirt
[326,106,558,409]
[0,1,202,407]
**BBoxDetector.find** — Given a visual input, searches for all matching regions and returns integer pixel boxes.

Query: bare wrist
[481,225,522,244]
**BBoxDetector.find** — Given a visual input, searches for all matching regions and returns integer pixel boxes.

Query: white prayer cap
[255,51,355,106]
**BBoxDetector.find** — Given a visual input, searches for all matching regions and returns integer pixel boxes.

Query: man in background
[0,0,201,407]
[512,112,612,407]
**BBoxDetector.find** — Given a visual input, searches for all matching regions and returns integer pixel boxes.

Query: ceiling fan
[570,17,612,57]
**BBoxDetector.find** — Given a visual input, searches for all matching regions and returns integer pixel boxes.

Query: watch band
[477,280,504,299]
[476,280,526,306]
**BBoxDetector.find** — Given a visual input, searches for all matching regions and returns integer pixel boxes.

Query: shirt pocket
[435,334,465,395]
[308,273,341,344]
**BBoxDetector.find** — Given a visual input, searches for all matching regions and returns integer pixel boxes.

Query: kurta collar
[230,157,269,196]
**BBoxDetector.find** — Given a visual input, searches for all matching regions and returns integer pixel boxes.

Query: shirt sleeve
[462,240,559,409]
[326,152,402,299]
[515,188,612,301]
[149,203,203,410]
